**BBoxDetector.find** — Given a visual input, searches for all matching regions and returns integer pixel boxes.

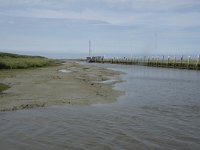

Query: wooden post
[167,56,170,67]
[188,56,191,69]
[147,56,150,66]
[151,57,154,66]
[156,56,159,67]
[131,56,133,64]
[180,56,183,68]
[144,56,146,65]
[198,55,200,64]
[162,56,164,67]
[174,56,176,68]
[196,55,200,70]
[151,57,153,66]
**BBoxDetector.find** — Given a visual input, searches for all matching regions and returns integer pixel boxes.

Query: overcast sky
[0,0,200,57]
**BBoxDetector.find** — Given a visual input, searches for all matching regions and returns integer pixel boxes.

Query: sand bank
[0,61,124,111]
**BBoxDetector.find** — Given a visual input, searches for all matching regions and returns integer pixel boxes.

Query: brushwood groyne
[87,55,200,70]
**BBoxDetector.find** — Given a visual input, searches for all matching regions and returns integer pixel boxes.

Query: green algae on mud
[0,83,10,93]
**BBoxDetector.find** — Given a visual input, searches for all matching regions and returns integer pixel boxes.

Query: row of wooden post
[93,55,200,70]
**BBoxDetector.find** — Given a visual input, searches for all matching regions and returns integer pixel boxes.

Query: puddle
[93,78,118,84]
[58,69,71,73]
[100,79,118,84]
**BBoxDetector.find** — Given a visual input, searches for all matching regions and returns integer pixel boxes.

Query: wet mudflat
[0,61,122,111]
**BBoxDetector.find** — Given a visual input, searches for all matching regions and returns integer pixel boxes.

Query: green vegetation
[0,52,62,69]
[0,83,10,93]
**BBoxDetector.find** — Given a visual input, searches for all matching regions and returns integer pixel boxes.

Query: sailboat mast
[89,40,91,57]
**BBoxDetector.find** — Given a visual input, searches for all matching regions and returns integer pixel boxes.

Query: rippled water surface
[1,64,200,150]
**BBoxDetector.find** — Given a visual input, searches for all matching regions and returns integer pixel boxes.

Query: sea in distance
[0,63,200,150]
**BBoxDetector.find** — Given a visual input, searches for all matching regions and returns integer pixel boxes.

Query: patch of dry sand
[0,61,124,111]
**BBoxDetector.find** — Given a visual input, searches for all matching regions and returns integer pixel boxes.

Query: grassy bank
[0,83,10,93]
[0,52,62,69]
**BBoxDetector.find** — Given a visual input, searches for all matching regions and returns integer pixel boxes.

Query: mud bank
[0,61,124,111]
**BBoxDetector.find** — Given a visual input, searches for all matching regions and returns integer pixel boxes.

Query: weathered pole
[162,56,164,67]
[188,56,191,69]
[180,56,183,68]
[147,56,150,66]
[174,56,176,68]
[156,56,159,67]
[196,55,200,70]
[167,56,170,67]
[89,40,91,57]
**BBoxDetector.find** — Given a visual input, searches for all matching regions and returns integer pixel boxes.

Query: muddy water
[0,64,200,150]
